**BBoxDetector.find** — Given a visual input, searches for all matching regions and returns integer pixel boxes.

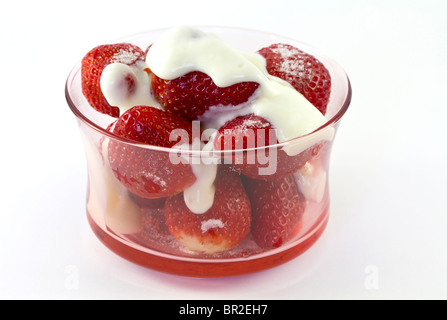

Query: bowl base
[86,208,329,278]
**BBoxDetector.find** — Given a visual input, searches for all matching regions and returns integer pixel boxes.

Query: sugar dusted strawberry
[258,43,331,115]
[151,71,260,120]
[164,167,251,254]
[215,114,275,151]
[81,43,146,117]
[243,175,306,249]
[108,106,196,199]
[214,114,321,180]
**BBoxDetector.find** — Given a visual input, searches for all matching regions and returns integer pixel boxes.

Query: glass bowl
[65,26,351,277]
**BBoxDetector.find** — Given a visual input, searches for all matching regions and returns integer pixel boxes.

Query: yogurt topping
[173,137,218,214]
[100,61,161,113]
[147,27,267,87]
[100,26,333,214]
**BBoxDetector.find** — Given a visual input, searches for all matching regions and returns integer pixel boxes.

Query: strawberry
[107,106,196,199]
[243,175,306,249]
[81,43,146,117]
[151,71,260,120]
[258,43,331,115]
[164,167,251,254]
[214,114,321,180]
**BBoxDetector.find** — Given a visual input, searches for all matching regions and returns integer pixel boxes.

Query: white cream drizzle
[101,61,161,113]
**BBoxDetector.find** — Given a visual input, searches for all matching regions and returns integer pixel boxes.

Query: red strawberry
[81,43,146,117]
[258,43,331,115]
[243,175,306,249]
[164,167,251,254]
[214,114,321,180]
[108,106,196,199]
[151,71,260,120]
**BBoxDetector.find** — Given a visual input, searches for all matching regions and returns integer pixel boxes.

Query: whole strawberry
[108,106,196,199]
[151,71,260,120]
[81,43,146,117]
[258,43,331,115]
[164,167,251,254]
[243,175,306,249]
[214,114,321,180]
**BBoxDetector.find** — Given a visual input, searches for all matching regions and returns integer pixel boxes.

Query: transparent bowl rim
[65,25,352,155]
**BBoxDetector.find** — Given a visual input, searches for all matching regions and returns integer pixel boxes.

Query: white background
[1,0,446,300]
